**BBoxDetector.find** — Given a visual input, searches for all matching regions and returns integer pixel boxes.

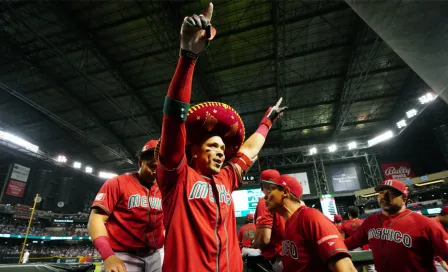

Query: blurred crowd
[0,216,88,237]
[0,243,98,257]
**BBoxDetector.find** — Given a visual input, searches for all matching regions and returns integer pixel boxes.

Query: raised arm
[158,3,215,171]
[239,98,286,160]
[231,98,286,177]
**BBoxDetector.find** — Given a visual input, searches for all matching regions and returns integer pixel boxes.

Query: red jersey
[254,197,285,259]
[238,223,256,249]
[91,173,164,251]
[157,161,243,272]
[342,218,364,238]
[335,223,344,236]
[345,209,448,272]
[433,217,448,263]
[282,206,350,272]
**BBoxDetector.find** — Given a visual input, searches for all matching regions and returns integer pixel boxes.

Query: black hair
[139,149,155,162]
[347,206,359,218]
[274,185,301,203]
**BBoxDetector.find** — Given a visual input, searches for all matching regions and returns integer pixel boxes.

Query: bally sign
[381,162,415,180]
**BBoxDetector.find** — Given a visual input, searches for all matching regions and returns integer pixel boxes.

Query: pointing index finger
[275,97,283,108]
[204,2,213,22]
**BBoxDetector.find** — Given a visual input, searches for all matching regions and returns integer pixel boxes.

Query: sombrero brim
[154,102,245,161]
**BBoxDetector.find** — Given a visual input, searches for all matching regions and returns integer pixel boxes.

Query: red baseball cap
[245,213,254,220]
[441,206,448,214]
[263,174,303,199]
[334,214,342,222]
[375,179,408,196]
[139,140,158,157]
[260,169,280,182]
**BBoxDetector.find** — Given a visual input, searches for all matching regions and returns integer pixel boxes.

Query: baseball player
[22,249,29,263]
[239,214,260,256]
[155,3,286,271]
[88,140,164,272]
[344,179,448,272]
[434,207,448,272]
[263,174,357,272]
[253,169,284,271]
[333,214,344,237]
[342,206,363,240]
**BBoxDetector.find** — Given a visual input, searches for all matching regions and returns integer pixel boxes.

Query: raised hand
[260,97,288,129]
[180,2,216,55]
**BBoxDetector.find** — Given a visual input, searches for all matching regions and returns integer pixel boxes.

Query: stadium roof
[0,1,425,172]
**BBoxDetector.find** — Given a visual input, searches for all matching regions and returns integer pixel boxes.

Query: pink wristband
[93,236,115,260]
[255,123,270,138]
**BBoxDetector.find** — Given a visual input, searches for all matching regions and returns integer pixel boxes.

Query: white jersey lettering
[368,228,412,248]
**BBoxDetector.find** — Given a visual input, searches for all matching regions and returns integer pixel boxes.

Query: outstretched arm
[158,3,215,172]
[232,98,286,177]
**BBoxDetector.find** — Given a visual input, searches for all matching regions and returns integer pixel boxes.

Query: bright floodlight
[0,130,39,153]
[309,147,317,155]
[419,93,436,104]
[368,130,394,147]
[328,144,337,152]
[406,109,417,118]
[99,171,118,179]
[56,155,67,163]
[85,166,93,174]
[348,141,357,150]
[73,162,82,169]
[396,119,407,129]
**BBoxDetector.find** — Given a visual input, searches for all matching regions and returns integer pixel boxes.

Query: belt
[116,247,157,257]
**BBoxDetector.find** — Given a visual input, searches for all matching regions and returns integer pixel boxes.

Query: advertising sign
[10,164,30,182]
[289,172,311,195]
[232,188,263,217]
[5,180,26,197]
[381,162,415,181]
[320,194,338,221]
[329,164,361,192]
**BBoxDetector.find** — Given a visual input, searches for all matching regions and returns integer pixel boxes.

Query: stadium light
[368,130,394,147]
[396,119,407,129]
[328,144,337,152]
[73,162,82,169]
[348,141,357,150]
[0,130,39,153]
[56,155,67,163]
[419,93,436,104]
[406,109,417,118]
[99,171,118,179]
[309,147,317,155]
[85,166,93,174]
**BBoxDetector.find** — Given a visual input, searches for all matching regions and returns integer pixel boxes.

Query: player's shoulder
[361,213,381,225]
[298,207,327,222]
[257,197,266,205]
[102,174,127,186]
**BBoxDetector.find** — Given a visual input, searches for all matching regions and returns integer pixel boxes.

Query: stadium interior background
[0,0,447,270]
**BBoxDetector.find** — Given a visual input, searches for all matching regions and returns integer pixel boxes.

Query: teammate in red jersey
[88,140,164,272]
[344,179,448,272]
[254,169,284,271]
[239,214,260,256]
[342,206,363,240]
[333,214,344,237]
[434,207,448,272]
[263,174,357,272]
[155,3,286,271]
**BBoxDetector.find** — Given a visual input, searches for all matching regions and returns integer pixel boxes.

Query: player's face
[378,189,405,214]
[194,136,225,175]
[260,183,271,196]
[139,159,157,185]
[264,184,284,213]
